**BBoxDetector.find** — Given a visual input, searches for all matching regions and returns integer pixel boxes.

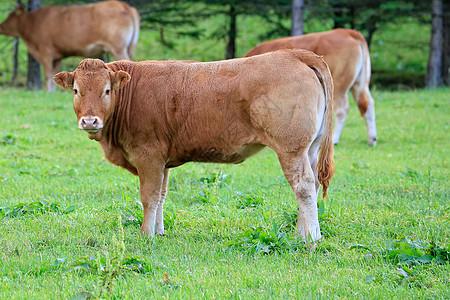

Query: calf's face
[0,7,24,37]
[53,59,130,139]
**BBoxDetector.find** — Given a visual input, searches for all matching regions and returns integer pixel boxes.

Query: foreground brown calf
[246,29,377,146]
[0,1,140,92]
[54,50,335,241]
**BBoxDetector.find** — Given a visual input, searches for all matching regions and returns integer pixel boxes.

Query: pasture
[0,87,448,298]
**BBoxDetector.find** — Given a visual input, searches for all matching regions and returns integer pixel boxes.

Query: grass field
[0,86,449,298]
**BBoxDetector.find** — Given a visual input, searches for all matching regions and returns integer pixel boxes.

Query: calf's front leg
[137,162,166,237]
[155,168,170,235]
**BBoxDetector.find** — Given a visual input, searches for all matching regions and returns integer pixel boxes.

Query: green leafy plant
[0,198,75,218]
[385,238,449,265]
[69,215,149,297]
[198,171,231,187]
[191,172,231,204]
[235,191,264,209]
[0,134,15,145]
[224,221,304,255]
[194,188,213,204]
[358,238,449,287]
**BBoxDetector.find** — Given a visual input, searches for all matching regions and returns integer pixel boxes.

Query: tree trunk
[160,25,165,43]
[12,0,22,86]
[11,38,19,86]
[333,6,346,29]
[365,20,377,49]
[26,0,41,91]
[291,0,304,36]
[426,0,443,88]
[225,5,236,59]
[442,2,449,86]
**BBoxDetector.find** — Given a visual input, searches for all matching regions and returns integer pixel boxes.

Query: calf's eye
[73,89,78,95]
[105,89,110,96]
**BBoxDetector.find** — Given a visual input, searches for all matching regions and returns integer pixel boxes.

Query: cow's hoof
[368,137,377,147]
[296,228,322,243]
[307,242,318,251]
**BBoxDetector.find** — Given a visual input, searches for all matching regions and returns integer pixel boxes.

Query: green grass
[0,86,449,298]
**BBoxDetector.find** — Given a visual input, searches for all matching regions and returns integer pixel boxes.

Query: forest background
[0,0,448,90]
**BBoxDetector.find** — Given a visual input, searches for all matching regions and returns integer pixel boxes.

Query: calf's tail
[127,7,141,59]
[316,59,335,198]
[294,50,335,198]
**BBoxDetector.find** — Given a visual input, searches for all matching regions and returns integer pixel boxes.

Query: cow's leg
[48,59,62,92]
[351,85,377,146]
[308,137,321,196]
[43,59,60,92]
[277,152,321,241]
[332,91,350,145]
[111,48,131,61]
[154,168,170,236]
[42,60,53,92]
[137,162,165,237]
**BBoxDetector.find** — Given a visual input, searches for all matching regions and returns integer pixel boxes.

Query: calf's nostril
[93,118,97,125]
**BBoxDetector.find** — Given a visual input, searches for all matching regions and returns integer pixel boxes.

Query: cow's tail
[127,7,140,59]
[315,56,335,199]
[293,50,335,198]
[348,29,371,116]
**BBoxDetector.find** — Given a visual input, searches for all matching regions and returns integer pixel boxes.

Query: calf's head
[54,59,130,140]
[0,6,25,37]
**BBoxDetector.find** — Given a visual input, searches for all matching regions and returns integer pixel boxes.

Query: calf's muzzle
[79,116,103,132]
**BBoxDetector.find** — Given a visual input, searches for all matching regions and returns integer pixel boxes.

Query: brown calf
[246,29,377,146]
[54,50,335,241]
[0,1,140,92]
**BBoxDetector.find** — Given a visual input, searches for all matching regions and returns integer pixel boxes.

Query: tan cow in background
[0,0,140,92]
[54,49,335,241]
[246,29,377,146]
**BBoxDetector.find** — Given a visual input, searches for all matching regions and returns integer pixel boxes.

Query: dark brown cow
[54,49,335,241]
[0,1,140,92]
[246,29,377,146]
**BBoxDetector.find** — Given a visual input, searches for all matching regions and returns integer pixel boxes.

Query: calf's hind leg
[350,85,377,146]
[277,152,321,241]
[111,48,131,61]
[332,91,350,145]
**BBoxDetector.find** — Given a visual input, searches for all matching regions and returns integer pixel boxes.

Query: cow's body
[0,0,140,92]
[246,29,377,146]
[54,49,335,242]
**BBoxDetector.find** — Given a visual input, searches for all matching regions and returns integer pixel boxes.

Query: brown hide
[0,0,140,92]
[54,50,335,241]
[246,29,378,146]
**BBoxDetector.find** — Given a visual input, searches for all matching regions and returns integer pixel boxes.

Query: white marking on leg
[155,203,164,235]
[364,89,377,146]
[332,108,348,145]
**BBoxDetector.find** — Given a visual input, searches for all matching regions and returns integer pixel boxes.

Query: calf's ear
[112,70,131,90]
[15,6,25,16]
[53,72,74,89]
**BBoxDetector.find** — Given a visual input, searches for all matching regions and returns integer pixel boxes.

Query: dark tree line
[8,0,450,89]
